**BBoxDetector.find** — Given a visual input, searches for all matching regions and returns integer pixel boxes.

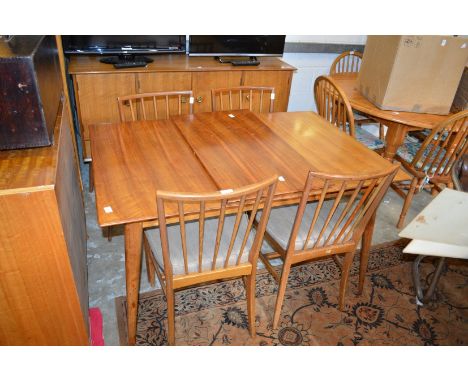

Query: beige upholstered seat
[259,200,353,251]
[145,215,255,275]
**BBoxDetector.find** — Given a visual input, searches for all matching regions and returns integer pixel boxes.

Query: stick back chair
[143,176,278,345]
[329,50,363,75]
[117,90,194,122]
[314,75,384,151]
[257,165,399,329]
[330,51,384,139]
[392,109,468,228]
[211,86,275,113]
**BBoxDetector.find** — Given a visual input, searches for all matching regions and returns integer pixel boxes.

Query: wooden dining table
[90,109,400,345]
[330,73,450,161]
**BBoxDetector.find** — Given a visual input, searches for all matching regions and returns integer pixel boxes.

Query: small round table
[330,73,450,161]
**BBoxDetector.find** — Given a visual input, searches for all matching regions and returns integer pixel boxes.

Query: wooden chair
[392,110,468,228]
[314,75,385,151]
[143,176,278,345]
[211,86,275,113]
[257,165,399,329]
[117,90,194,122]
[330,51,384,140]
[330,50,363,75]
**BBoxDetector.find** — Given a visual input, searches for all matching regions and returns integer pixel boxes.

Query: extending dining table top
[90,110,397,227]
[330,73,449,130]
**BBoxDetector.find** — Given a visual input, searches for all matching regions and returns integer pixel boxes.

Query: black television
[62,35,186,55]
[189,35,286,57]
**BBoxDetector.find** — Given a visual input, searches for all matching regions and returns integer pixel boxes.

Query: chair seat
[259,199,354,251]
[145,214,255,275]
[397,138,448,173]
[354,126,385,150]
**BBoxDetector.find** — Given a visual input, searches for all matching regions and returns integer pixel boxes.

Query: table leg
[124,222,143,345]
[382,122,408,161]
[359,212,376,294]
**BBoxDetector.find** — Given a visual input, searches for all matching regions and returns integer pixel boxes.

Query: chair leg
[379,123,385,140]
[397,177,419,229]
[338,252,354,311]
[106,226,112,242]
[359,213,376,294]
[272,261,291,330]
[245,274,256,338]
[142,234,155,287]
[166,288,176,346]
[89,163,94,193]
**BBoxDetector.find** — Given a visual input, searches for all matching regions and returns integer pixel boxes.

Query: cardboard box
[451,66,468,113]
[357,36,468,115]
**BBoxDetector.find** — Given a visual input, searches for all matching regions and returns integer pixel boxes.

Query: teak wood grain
[90,110,398,345]
[89,119,219,227]
[0,101,88,345]
[330,73,450,160]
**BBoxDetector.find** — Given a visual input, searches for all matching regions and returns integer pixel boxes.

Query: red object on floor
[89,307,105,346]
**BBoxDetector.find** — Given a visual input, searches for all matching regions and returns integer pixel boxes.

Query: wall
[284,52,340,112]
[282,35,383,136]
[283,35,366,112]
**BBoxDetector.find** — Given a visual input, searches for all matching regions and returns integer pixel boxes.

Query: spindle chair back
[117,90,194,122]
[143,175,278,345]
[211,86,275,113]
[258,165,399,328]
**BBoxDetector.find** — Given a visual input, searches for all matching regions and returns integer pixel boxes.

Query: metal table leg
[412,255,446,305]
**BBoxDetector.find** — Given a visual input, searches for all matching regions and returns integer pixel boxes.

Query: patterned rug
[115,240,468,345]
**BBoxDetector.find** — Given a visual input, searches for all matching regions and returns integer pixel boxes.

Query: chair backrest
[211,86,275,113]
[285,165,399,253]
[156,176,278,279]
[412,110,468,178]
[314,75,355,136]
[330,51,363,75]
[117,91,194,122]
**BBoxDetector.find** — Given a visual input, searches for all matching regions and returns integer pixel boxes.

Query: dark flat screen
[62,35,186,54]
[189,35,285,56]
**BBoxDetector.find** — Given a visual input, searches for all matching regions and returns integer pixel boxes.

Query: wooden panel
[192,71,242,112]
[136,72,192,118]
[173,110,311,194]
[75,73,136,159]
[242,71,292,112]
[0,191,88,345]
[54,106,88,332]
[68,55,296,75]
[89,119,218,227]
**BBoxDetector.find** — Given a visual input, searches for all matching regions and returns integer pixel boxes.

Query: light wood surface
[90,110,398,344]
[330,73,450,160]
[0,100,88,345]
[68,55,296,75]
